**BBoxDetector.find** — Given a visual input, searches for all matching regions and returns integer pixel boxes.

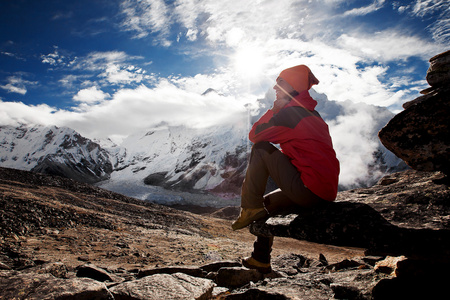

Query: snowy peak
[0,90,407,207]
[105,124,249,195]
[0,124,112,183]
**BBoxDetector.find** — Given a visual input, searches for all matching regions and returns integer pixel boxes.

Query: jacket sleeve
[249,109,293,144]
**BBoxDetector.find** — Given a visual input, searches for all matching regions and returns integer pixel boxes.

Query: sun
[232,46,265,79]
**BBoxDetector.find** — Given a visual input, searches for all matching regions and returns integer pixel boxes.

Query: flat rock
[109,272,215,300]
[215,266,274,288]
[250,170,450,260]
[137,265,205,278]
[0,271,113,299]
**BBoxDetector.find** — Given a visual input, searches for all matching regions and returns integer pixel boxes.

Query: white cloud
[0,76,37,95]
[120,0,172,44]
[343,0,385,16]
[410,0,450,43]
[0,100,56,126]
[0,78,249,141]
[412,0,448,16]
[73,86,110,104]
[112,0,445,110]
[328,102,389,186]
[75,51,132,71]
[64,81,247,140]
[54,51,152,91]
[100,64,148,85]
[59,74,90,89]
[40,46,76,68]
[337,30,446,61]
[1,51,26,61]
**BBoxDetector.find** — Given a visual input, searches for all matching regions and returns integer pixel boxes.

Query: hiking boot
[231,207,267,231]
[242,256,272,274]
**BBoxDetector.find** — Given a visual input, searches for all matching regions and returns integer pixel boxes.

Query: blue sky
[0,0,448,141]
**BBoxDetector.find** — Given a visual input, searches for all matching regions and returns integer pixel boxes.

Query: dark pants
[241,142,324,263]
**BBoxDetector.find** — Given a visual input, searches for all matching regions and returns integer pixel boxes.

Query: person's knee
[252,142,277,155]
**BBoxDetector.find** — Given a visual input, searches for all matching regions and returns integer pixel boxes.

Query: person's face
[274,78,295,101]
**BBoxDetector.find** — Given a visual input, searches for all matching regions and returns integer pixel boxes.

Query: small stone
[77,264,114,282]
[374,256,407,276]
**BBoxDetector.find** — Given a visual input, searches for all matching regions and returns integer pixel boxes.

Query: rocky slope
[1,166,448,299]
[0,166,365,299]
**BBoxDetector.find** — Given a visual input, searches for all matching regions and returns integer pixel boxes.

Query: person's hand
[271,98,289,114]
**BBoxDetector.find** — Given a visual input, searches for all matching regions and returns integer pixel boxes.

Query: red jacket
[249,90,340,201]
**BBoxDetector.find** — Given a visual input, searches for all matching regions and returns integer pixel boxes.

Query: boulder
[379,49,450,174]
[378,86,450,174]
[215,267,265,288]
[426,49,450,87]
[250,170,450,260]
[0,272,113,300]
[76,264,115,282]
[109,272,215,300]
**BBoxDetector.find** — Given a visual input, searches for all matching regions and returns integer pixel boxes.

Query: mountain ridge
[0,90,406,207]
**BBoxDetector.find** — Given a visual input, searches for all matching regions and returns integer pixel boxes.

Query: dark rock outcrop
[426,49,450,88]
[379,49,450,174]
[250,170,450,259]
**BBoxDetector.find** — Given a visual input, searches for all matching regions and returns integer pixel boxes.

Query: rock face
[379,50,450,174]
[426,49,450,87]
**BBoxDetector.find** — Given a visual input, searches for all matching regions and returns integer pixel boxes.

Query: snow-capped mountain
[96,89,406,206]
[0,89,406,207]
[97,123,250,207]
[0,124,112,184]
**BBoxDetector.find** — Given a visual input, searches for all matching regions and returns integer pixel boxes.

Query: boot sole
[231,210,268,230]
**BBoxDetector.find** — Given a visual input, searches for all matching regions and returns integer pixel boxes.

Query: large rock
[378,86,450,174]
[76,264,115,282]
[426,49,450,87]
[109,272,215,300]
[379,50,450,174]
[250,170,450,260]
[215,267,264,288]
[0,272,113,299]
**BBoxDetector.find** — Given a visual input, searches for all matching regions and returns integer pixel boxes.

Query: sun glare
[232,46,265,79]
